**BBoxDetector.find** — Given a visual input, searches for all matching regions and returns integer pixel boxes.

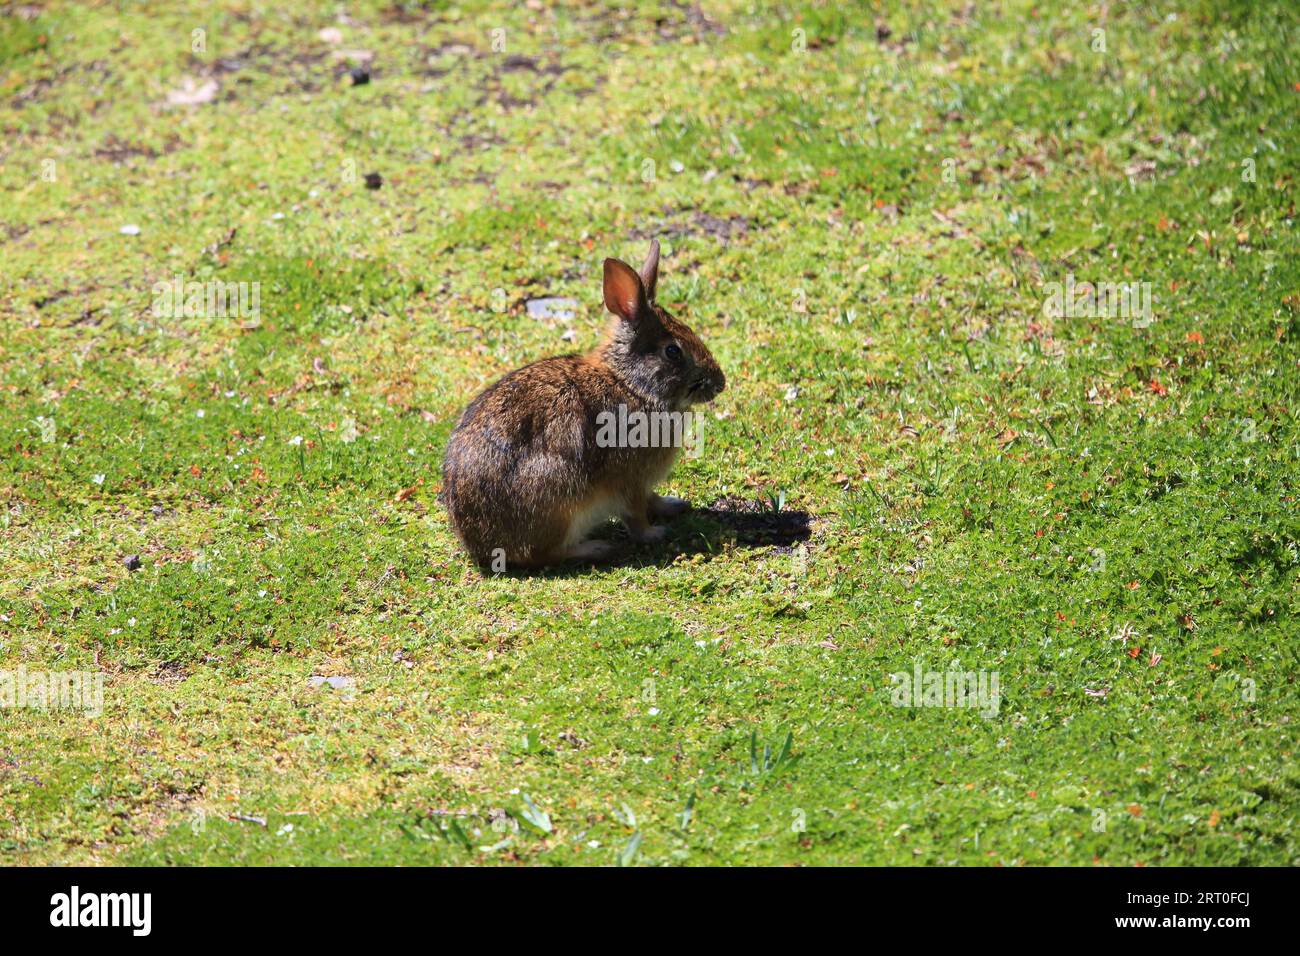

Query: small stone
[166,77,220,106]
[308,675,356,692]
[364,172,383,189]
[525,297,578,321]
[123,554,142,572]
[349,67,370,86]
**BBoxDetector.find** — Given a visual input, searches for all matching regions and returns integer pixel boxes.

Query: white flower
[287,435,303,446]
[1111,623,1138,643]
[91,474,105,485]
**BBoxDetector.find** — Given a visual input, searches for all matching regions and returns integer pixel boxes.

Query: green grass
[1,0,1297,866]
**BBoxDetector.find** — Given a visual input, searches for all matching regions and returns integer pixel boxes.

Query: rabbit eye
[664,343,682,360]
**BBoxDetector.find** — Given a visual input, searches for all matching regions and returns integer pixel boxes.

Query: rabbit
[442,239,725,570]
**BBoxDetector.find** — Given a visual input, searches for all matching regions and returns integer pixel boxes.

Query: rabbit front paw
[632,524,668,545]
[649,495,691,519]
[565,539,617,564]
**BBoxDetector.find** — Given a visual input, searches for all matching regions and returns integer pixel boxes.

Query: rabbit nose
[690,371,723,401]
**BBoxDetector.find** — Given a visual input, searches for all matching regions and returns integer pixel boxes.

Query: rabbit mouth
[685,382,721,406]
[687,371,724,401]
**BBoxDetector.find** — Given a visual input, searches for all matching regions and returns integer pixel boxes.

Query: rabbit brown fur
[442,241,725,570]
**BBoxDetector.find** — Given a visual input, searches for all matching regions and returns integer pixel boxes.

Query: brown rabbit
[442,240,725,570]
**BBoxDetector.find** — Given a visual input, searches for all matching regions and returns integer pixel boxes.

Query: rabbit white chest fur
[563,494,622,549]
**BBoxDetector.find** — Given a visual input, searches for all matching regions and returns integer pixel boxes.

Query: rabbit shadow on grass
[502,496,813,578]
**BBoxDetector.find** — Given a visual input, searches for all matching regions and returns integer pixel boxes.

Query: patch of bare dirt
[655,2,726,41]
[94,133,181,164]
[629,209,753,244]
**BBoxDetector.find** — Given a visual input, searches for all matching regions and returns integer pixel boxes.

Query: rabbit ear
[603,257,648,323]
[639,239,660,301]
